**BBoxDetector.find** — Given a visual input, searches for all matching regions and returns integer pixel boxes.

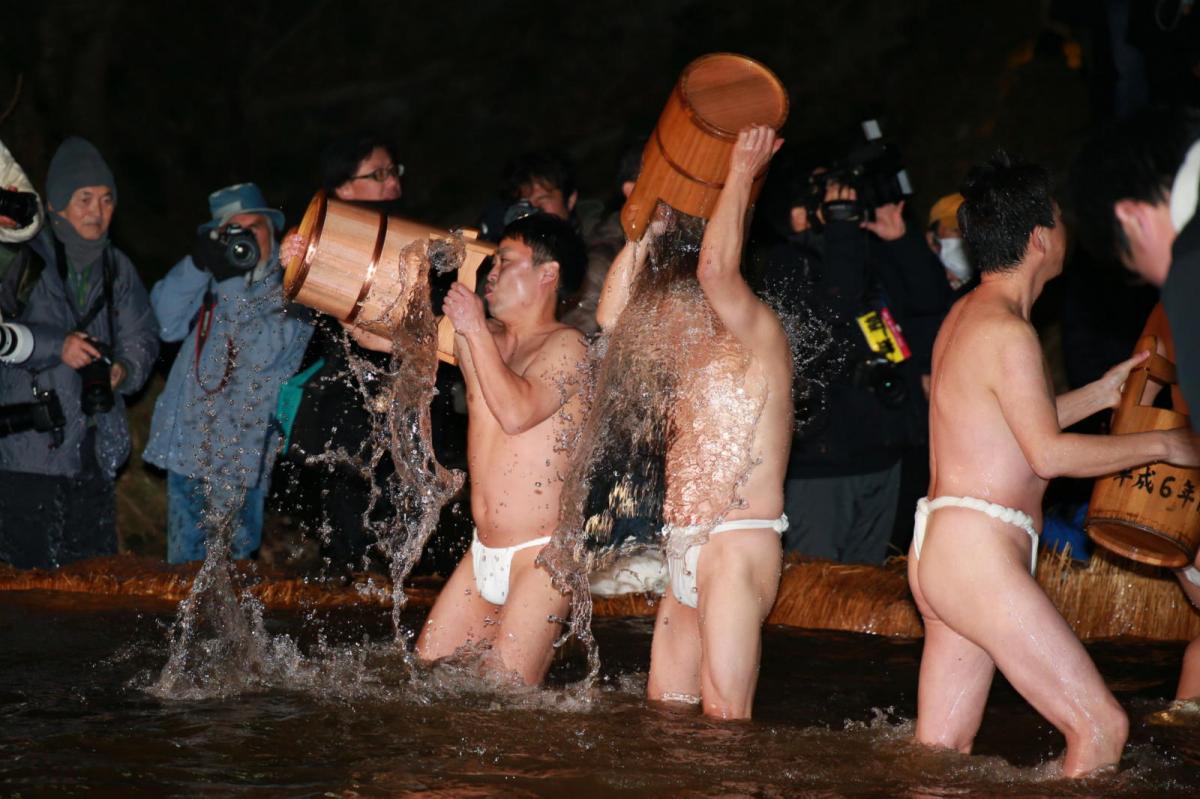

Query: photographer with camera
[762,131,953,565]
[0,137,158,570]
[143,183,312,564]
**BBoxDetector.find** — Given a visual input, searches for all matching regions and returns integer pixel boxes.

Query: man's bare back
[926,291,1052,527]
[909,154,1199,778]
[595,126,793,719]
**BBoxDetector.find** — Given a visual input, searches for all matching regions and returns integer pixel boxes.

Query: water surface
[1,591,1196,798]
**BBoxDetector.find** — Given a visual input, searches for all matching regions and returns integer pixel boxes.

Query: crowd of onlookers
[0,103,1196,583]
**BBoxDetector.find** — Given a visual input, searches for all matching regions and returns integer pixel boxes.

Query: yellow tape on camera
[856,308,911,364]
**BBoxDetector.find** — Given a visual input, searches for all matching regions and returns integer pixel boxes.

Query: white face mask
[938,236,972,284]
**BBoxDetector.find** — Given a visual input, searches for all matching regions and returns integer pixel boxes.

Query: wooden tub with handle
[1085,334,1200,568]
[282,192,495,365]
[621,52,789,239]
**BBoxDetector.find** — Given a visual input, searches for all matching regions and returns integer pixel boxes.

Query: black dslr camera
[852,356,909,409]
[217,224,261,270]
[0,188,39,229]
[0,387,66,445]
[806,120,913,226]
[194,223,262,277]
[77,338,115,416]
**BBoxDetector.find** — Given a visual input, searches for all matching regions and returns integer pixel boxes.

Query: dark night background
[4,0,1194,270]
[2,0,1198,554]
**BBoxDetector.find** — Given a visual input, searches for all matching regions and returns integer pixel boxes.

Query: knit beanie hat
[46,136,117,213]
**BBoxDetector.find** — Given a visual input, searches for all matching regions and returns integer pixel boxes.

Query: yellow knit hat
[928,192,964,232]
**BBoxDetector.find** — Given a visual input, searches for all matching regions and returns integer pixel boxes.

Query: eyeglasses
[351,164,405,183]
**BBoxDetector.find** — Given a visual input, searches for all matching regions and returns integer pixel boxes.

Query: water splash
[152,237,464,698]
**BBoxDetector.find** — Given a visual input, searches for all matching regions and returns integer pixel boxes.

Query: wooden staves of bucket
[1086,335,1200,568]
[282,192,496,365]
[621,52,789,239]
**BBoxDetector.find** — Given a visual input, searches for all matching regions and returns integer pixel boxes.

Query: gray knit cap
[45,136,117,213]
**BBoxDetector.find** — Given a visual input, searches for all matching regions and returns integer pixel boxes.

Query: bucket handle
[1118,334,1177,415]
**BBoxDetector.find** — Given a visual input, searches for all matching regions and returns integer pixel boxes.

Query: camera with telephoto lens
[806,119,913,226]
[0,188,39,229]
[217,223,261,271]
[77,338,115,416]
[0,386,66,444]
[853,356,909,409]
[0,319,34,364]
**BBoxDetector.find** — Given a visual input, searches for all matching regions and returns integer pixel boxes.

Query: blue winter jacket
[143,255,312,489]
[0,229,159,478]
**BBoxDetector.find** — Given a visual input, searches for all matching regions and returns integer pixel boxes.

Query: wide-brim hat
[197,182,285,233]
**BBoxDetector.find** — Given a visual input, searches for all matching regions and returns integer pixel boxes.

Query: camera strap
[192,287,237,395]
[52,237,116,338]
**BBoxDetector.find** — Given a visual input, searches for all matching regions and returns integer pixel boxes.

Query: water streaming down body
[541,207,836,674]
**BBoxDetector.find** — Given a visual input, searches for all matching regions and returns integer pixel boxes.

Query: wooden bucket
[1085,335,1200,568]
[621,52,789,239]
[282,192,495,365]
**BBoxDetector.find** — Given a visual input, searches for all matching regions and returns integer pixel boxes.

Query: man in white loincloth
[910,152,1200,776]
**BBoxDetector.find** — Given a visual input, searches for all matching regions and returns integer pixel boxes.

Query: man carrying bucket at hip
[1071,106,1200,702]
[909,153,1200,777]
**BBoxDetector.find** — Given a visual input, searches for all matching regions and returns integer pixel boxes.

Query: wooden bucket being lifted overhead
[621,52,789,239]
[1085,335,1200,568]
[282,192,495,365]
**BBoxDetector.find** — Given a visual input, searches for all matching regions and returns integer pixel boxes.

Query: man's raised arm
[696,126,783,352]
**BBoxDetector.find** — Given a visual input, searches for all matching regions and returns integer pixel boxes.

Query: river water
[1,590,1196,798]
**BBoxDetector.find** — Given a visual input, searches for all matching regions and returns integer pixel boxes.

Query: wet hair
[1070,106,1200,260]
[501,212,587,302]
[636,208,708,295]
[320,133,397,192]
[502,149,577,201]
[958,152,1056,274]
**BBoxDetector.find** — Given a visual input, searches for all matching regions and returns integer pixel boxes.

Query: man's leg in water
[913,507,1128,777]
[694,528,782,719]
[1178,638,1200,700]
[1175,563,1200,700]
[489,545,569,686]
[415,552,500,662]
[648,592,703,705]
[908,545,996,751]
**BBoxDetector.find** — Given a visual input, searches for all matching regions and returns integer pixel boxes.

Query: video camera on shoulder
[0,188,39,229]
[806,119,913,226]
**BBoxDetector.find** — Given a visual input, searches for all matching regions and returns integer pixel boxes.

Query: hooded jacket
[0,139,43,246]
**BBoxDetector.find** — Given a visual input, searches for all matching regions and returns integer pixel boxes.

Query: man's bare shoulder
[951,295,1036,349]
[529,324,588,372]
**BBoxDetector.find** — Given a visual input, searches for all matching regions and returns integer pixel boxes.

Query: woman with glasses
[320,134,403,203]
[279,133,405,573]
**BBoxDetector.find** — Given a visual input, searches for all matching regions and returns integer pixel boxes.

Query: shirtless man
[910,153,1200,776]
[596,126,793,718]
[348,212,587,685]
